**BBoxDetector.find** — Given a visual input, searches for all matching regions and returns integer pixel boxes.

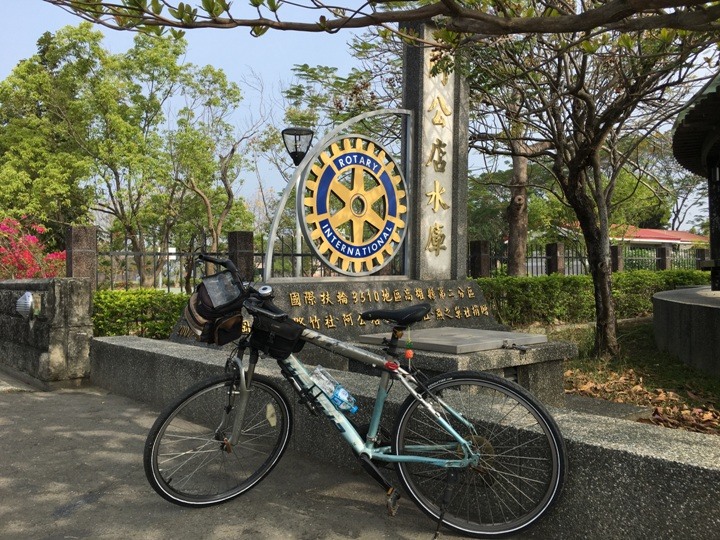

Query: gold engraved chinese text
[428,95,452,128]
[425,139,447,173]
[426,180,450,213]
[425,223,447,256]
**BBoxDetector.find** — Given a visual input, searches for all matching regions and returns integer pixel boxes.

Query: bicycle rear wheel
[392,371,566,538]
[144,373,292,507]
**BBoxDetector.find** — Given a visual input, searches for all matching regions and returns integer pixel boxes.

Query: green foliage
[477,270,710,327]
[93,289,188,339]
[478,274,595,326]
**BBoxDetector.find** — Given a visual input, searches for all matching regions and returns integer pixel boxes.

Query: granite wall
[0,278,92,384]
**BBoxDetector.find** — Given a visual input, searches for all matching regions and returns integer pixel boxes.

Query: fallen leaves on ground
[564,368,720,436]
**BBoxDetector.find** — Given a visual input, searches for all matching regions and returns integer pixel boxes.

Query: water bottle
[310,365,358,414]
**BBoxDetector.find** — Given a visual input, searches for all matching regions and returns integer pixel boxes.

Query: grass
[548,319,720,435]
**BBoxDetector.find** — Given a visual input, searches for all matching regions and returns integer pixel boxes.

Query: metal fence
[96,243,298,292]
[485,244,705,277]
[96,233,402,291]
[95,230,707,290]
[623,245,703,271]
[486,244,588,277]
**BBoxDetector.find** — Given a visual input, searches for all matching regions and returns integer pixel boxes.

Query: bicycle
[144,254,567,538]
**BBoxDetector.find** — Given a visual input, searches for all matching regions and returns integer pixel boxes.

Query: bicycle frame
[233,326,480,469]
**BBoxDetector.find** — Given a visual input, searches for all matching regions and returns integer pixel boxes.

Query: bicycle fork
[216,350,258,448]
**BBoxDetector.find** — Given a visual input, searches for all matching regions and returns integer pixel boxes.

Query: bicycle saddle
[360,303,431,326]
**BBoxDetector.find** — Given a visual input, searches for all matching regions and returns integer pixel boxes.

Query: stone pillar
[403,22,469,281]
[66,226,97,291]
[469,240,491,277]
[546,242,565,275]
[611,245,624,273]
[227,231,254,282]
[656,245,672,271]
[695,248,708,270]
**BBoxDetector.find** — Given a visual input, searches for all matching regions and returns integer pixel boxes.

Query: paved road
[0,379,464,540]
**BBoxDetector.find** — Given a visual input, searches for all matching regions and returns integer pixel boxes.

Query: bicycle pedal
[386,487,400,517]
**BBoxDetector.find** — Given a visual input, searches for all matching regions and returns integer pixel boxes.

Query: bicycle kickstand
[433,469,459,539]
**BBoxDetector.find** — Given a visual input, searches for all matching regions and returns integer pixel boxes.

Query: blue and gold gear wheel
[298,136,408,276]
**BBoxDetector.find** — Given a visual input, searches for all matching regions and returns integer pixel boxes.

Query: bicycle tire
[144,373,292,507]
[392,370,566,538]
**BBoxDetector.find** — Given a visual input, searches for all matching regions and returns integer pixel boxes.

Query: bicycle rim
[393,371,566,538]
[144,374,292,506]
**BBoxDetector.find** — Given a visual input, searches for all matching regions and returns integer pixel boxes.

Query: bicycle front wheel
[392,371,566,538]
[144,373,292,507]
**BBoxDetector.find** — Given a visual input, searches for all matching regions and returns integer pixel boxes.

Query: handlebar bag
[213,313,245,346]
[249,313,305,360]
[194,271,245,320]
[184,296,244,345]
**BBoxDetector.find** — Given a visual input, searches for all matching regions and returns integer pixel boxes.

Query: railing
[468,241,708,278]
[94,231,402,291]
[65,226,709,289]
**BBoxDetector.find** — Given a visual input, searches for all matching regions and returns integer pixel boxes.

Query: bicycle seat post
[384,326,406,360]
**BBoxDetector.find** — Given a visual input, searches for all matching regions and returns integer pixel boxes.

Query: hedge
[477,269,710,327]
[93,289,188,339]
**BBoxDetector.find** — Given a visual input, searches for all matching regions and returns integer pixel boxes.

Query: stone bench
[91,336,720,540]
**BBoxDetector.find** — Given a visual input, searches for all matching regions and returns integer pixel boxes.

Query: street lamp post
[281,127,314,277]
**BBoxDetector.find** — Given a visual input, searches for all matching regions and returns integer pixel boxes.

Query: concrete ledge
[91,336,720,539]
[653,286,720,377]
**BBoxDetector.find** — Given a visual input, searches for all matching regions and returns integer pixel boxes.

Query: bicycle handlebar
[242,297,287,321]
[197,252,239,273]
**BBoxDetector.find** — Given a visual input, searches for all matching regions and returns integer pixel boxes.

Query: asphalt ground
[0,372,472,540]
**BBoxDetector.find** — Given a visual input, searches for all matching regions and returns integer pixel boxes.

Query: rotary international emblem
[298,136,408,276]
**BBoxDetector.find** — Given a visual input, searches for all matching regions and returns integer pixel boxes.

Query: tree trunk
[557,163,619,357]
[586,232,619,356]
[506,153,529,276]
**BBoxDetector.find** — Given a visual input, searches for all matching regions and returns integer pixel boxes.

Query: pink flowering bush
[0,218,66,279]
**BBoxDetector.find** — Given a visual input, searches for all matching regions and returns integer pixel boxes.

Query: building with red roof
[609,226,709,247]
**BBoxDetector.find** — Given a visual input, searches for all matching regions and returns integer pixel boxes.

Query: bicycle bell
[257,285,274,298]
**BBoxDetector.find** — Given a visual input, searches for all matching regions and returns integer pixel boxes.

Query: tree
[169,64,257,257]
[465,40,555,276]
[0,28,97,248]
[463,29,717,355]
[43,1,720,37]
[632,130,707,230]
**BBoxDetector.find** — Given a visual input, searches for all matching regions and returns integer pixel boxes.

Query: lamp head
[282,127,314,166]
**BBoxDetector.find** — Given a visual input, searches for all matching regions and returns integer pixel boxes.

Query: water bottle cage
[279,366,322,416]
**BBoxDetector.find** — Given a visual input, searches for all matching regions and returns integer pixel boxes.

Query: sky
[0,0,360,194]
